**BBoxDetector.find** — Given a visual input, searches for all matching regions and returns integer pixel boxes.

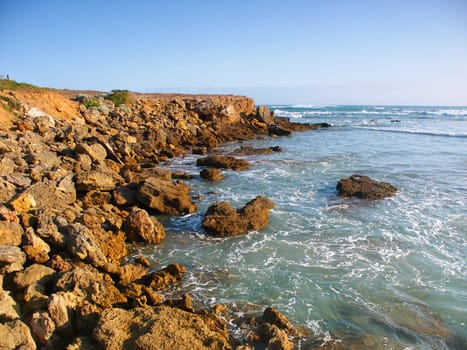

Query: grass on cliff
[0,79,42,91]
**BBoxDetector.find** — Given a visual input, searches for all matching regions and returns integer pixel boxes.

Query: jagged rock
[75,142,107,164]
[336,175,397,200]
[0,319,36,350]
[124,207,165,245]
[75,171,117,192]
[0,221,23,246]
[81,190,112,208]
[29,311,56,346]
[268,124,292,136]
[27,150,61,168]
[0,288,21,321]
[113,185,138,207]
[47,292,76,337]
[147,263,185,291]
[0,157,15,176]
[65,223,108,267]
[10,192,37,213]
[256,323,293,350]
[262,307,295,334]
[22,283,48,314]
[13,263,56,290]
[202,196,275,237]
[22,227,51,263]
[196,155,250,170]
[256,105,274,125]
[0,245,26,273]
[36,210,66,248]
[94,306,231,350]
[200,168,224,181]
[118,263,149,284]
[137,177,197,215]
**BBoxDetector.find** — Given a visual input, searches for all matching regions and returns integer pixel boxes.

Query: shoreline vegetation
[0,80,403,349]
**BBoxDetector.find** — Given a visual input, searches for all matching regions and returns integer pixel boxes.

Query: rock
[256,323,293,350]
[0,319,36,350]
[202,196,275,237]
[0,221,23,246]
[75,142,107,164]
[22,283,49,314]
[0,157,15,175]
[22,227,51,263]
[200,168,224,181]
[230,145,282,156]
[81,190,112,208]
[75,171,117,192]
[0,245,26,273]
[47,292,75,337]
[256,105,274,125]
[13,263,56,290]
[29,311,56,346]
[336,175,397,200]
[27,150,61,168]
[65,223,108,267]
[137,177,197,215]
[268,123,292,136]
[94,306,231,350]
[124,207,165,245]
[10,192,37,213]
[0,288,21,321]
[113,185,138,207]
[196,155,250,171]
[36,210,66,248]
[262,307,295,333]
[147,263,185,291]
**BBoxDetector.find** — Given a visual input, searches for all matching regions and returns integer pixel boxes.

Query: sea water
[134,105,467,349]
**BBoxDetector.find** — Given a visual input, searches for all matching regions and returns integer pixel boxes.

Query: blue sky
[1,0,466,105]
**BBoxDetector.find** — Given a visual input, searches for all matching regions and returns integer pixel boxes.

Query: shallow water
[133,106,467,349]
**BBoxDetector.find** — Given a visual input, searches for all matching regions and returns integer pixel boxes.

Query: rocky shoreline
[0,85,336,349]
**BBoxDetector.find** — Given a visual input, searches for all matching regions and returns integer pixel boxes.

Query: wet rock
[336,175,397,200]
[256,105,274,125]
[196,155,250,171]
[124,207,165,245]
[147,263,185,291]
[256,323,293,350]
[230,145,282,156]
[13,263,56,290]
[268,123,292,136]
[22,227,50,263]
[75,171,117,192]
[0,245,26,273]
[94,306,231,350]
[200,168,224,181]
[202,196,275,237]
[262,307,295,334]
[0,221,23,246]
[137,177,197,215]
[0,319,36,350]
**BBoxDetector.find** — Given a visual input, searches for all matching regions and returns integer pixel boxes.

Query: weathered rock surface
[137,177,197,215]
[196,155,250,171]
[230,145,282,156]
[75,171,117,192]
[0,319,37,350]
[147,263,185,291]
[124,207,165,244]
[200,168,224,181]
[94,306,232,350]
[0,221,23,246]
[0,245,26,273]
[336,175,397,200]
[13,263,56,290]
[202,196,275,237]
[256,105,274,125]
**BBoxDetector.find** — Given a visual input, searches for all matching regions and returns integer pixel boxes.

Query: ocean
[133,105,467,349]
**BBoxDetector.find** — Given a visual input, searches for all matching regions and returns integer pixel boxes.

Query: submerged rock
[200,168,224,181]
[336,174,397,200]
[202,196,274,237]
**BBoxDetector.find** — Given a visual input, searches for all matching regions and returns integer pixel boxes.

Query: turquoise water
[135,106,467,349]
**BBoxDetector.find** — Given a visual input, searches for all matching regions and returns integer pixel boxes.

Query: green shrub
[104,89,131,106]
[82,98,100,108]
[0,95,20,112]
[0,79,41,91]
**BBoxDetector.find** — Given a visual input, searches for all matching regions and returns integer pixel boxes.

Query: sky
[1,0,466,105]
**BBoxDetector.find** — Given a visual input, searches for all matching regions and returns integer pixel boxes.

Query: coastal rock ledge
[202,196,274,237]
[336,175,397,200]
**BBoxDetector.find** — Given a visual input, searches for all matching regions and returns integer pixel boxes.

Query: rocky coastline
[0,84,337,349]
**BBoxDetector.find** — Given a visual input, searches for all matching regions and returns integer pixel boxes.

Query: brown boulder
[230,145,282,156]
[94,306,232,350]
[256,105,274,125]
[29,311,56,346]
[0,319,36,350]
[0,245,26,274]
[137,177,197,215]
[13,263,56,290]
[196,155,250,171]
[336,175,397,200]
[0,221,23,246]
[124,207,165,245]
[22,227,51,263]
[147,263,185,291]
[200,168,224,181]
[75,171,117,192]
[202,196,274,237]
